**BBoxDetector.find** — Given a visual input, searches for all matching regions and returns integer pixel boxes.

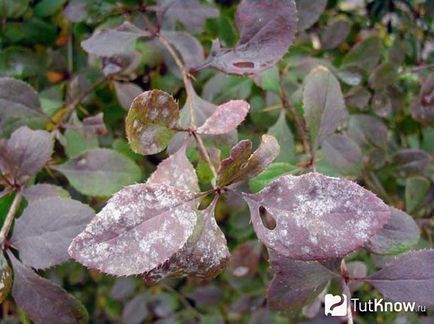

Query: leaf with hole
[244,172,390,260]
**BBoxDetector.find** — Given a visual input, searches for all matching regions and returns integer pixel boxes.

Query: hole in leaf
[259,206,276,230]
[233,61,254,69]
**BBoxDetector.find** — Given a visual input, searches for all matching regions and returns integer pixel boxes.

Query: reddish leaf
[198,0,297,75]
[0,127,53,184]
[125,90,179,155]
[82,113,107,138]
[267,250,337,311]
[196,100,250,135]
[7,251,89,324]
[366,250,434,306]
[11,197,94,269]
[244,172,390,260]
[366,207,420,255]
[143,198,229,285]
[148,142,199,193]
[217,134,280,187]
[68,183,198,276]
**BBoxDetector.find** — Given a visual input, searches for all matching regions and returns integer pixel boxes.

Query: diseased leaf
[148,142,199,193]
[196,100,249,135]
[143,198,229,285]
[0,254,12,303]
[249,162,297,193]
[411,74,434,125]
[0,77,45,136]
[405,176,431,213]
[394,149,431,176]
[295,0,327,31]
[244,172,390,260]
[154,0,219,34]
[267,111,296,163]
[113,81,143,111]
[320,18,351,50]
[81,22,149,57]
[7,251,89,324]
[366,250,434,306]
[11,197,94,269]
[341,36,381,71]
[0,126,53,184]
[69,183,198,276]
[23,183,70,203]
[321,134,362,176]
[52,149,141,197]
[198,0,297,75]
[217,135,280,187]
[366,207,420,255]
[348,114,388,148]
[303,66,347,149]
[122,293,150,324]
[267,250,337,311]
[229,240,262,277]
[126,90,179,155]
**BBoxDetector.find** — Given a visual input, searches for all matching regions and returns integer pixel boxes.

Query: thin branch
[278,70,315,169]
[0,192,22,249]
[192,132,218,181]
[341,260,354,324]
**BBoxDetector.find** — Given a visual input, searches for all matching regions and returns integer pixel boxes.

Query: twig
[192,132,218,180]
[0,192,22,249]
[341,260,354,324]
[278,70,315,169]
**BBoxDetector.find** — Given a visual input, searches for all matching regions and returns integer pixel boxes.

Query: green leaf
[34,0,66,17]
[405,176,431,214]
[64,128,99,158]
[52,149,142,197]
[341,36,381,71]
[303,66,347,150]
[125,90,179,155]
[249,162,297,193]
[0,254,12,303]
[267,111,295,163]
[0,0,29,18]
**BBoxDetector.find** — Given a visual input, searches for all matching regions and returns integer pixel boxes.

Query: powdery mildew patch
[245,172,390,260]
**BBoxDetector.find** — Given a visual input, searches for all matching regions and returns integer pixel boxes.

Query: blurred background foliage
[1,0,434,323]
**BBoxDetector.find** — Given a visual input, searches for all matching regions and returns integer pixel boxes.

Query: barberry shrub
[0,0,433,323]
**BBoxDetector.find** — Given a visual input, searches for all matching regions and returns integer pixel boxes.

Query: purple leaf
[68,183,198,276]
[348,114,388,148]
[0,126,53,184]
[122,293,150,324]
[393,149,432,176]
[244,172,390,260]
[412,75,434,124]
[81,22,149,57]
[11,197,94,270]
[366,250,434,306]
[0,254,12,303]
[23,184,70,203]
[229,241,262,277]
[366,207,420,255]
[196,100,250,135]
[267,250,337,311]
[303,66,347,149]
[153,0,219,34]
[7,251,89,324]
[82,113,107,138]
[52,149,142,197]
[110,277,136,301]
[341,36,381,72]
[198,0,297,75]
[320,18,351,50]
[368,63,398,89]
[321,134,362,176]
[125,90,179,155]
[148,142,199,193]
[162,31,204,71]
[113,81,143,111]
[0,77,45,136]
[295,0,328,31]
[217,134,280,187]
[143,198,229,285]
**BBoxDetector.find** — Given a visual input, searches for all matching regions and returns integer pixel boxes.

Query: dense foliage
[1,0,434,323]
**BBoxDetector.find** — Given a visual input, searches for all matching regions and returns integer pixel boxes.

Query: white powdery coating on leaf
[68,183,197,276]
[246,172,390,260]
[197,100,250,135]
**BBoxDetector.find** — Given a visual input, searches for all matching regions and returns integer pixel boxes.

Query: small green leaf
[126,90,179,155]
[64,128,99,158]
[0,254,12,303]
[249,162,297,193]
[405,176,431,214]
[52,149,142,197]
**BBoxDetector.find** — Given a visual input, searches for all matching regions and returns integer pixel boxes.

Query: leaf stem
[341,260,354,324]
[0,191,22,249]
[278,70,315,170]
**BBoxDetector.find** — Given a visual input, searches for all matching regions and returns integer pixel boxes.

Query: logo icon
[325,294,347,316]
